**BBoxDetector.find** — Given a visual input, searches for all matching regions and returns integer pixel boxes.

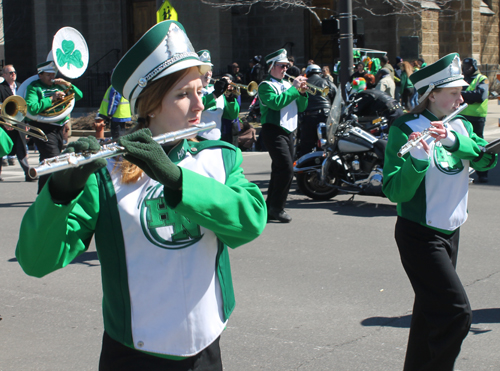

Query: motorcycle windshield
[326,89,342,144]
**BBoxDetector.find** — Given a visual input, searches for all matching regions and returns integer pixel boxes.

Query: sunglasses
[6,71,16,75]
[276,64,289,69]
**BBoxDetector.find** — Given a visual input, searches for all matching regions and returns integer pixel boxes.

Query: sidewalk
[484,98,500,140]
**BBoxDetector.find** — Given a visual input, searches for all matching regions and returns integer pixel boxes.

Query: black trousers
[260,123,294,212]
[110,121,127,140]
[395,217,471,371]
[99,331,223,371]
[464,115,487,179]
[31,122,65,194]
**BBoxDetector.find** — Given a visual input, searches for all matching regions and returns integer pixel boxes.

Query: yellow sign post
[156,1,178,23]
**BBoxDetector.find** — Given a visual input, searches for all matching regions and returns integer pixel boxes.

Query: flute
[29,122,216,178]
[397,104,468,158]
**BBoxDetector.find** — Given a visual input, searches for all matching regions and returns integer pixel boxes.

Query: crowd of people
[0,19,497,371]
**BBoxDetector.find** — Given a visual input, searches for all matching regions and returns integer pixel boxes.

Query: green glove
[118,129,182,190]
[49,136,107,203]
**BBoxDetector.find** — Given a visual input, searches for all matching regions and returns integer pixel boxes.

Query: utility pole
[338,0,353,100]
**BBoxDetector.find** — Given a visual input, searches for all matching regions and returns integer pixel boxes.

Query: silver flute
[29,122,216,178]
[397,104,468,158]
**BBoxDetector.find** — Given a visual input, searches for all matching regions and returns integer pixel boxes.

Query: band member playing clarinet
[16,21,266,371]
[26,60,83,193]
[383,53,497,371]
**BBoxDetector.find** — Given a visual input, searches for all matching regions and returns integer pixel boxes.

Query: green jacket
[258,75,308,133]
[383,110,497,232]
[16,139,267,357]
[25,80,83,125]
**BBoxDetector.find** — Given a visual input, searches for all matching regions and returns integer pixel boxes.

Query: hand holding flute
[397,103,468,158]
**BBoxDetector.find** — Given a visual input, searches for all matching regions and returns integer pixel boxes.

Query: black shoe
[0,177,4,181]
[8,158,15,166]
[477,176,489,184]
[1,159,8,166]
[268,209,292,223]
[25,175,37,182]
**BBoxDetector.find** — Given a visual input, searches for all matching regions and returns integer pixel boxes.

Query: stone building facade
[2,0,499,109]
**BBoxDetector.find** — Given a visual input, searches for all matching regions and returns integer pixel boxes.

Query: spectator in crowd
[287,56,302,77]
[380,55,395,80]
[350,62,366,82]
[247,55,264,84]
[364,73,376,89]
[322,65,334,83]
[98,85,132,140]
[230,62,244,84]
[461,57,490,183]
[399,61,418,110]
[0,64,33,181]
[375,68,396,98]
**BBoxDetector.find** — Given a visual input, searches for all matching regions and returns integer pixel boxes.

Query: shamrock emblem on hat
[56,39,84,70]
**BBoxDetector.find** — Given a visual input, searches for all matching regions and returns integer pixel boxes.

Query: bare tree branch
[199,0,331,24]
[353,0,454,16]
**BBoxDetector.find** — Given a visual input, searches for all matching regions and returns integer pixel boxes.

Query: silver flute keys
[29,122,216,178]
[397,104,468,158]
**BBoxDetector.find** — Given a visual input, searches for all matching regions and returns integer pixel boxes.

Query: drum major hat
[112,21,212,115]
[37,61,57,74]
[265,49,288,66]
[197,49,212,64]
[410,53,468,103]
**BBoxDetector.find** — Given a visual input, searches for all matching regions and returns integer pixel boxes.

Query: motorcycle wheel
[296,171,340,200]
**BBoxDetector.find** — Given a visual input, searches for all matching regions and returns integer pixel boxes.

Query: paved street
[1,100,500,370]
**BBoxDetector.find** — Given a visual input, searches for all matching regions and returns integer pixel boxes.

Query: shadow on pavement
[361,307,500,334]
[8,251,99,267]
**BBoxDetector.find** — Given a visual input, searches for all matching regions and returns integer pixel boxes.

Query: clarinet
[29,122,216,178]
[397,104,468,158]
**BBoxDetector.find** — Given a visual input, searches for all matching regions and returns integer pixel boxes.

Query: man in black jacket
[297,64,337,158]
[0,64,32,181]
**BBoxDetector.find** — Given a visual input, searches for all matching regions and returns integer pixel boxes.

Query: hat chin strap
[268,61,275,74]
[418,83,435,104]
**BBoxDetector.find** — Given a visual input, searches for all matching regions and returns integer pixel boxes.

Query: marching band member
[16,21,266,370]
[258,48,308,223]
[26,60,83,193]
[383,53,497,371]
[197,49,240,141]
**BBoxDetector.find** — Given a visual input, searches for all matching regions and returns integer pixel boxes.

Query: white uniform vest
[200,85,224,140]
[261,79,298,132]
[106,147,228,356]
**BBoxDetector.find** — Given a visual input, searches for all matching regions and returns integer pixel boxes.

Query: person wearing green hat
[16,20,267,370]
[196,49,240,142]
[26,60,83,192]
[258,48,308,223]
[383,53,497,371]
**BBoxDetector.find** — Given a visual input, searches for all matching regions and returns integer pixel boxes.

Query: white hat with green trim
[410,53,468,103]
[197,49,212,64]
[111,21,212,115]
[37,60,57,74]
[265,48,288,66]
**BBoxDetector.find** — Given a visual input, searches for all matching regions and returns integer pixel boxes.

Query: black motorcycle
[293,92,387,201]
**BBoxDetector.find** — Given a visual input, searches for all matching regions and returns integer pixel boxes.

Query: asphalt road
[1,101,500,370]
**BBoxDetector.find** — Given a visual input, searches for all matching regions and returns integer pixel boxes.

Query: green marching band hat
[111,21,212,115]
[265,48,288,72]
[197,49,212,65]
[410,53,469,104]
[37,60,57,74]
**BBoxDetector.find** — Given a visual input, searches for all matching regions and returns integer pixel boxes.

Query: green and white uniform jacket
[16,140,267,357]
[258,75,308,133]
[199,85,240,140]
[25,80,83,126]
[383,110,497,232]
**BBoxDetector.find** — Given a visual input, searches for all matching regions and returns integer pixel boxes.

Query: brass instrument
[210,78,258,97]
[41,84,75,117]
[397,104,468,158]
[29,122,216,178]
[285,73,330,97]
[0,95,48,142]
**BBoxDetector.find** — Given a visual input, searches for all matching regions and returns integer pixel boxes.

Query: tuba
[17,27,89,123]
